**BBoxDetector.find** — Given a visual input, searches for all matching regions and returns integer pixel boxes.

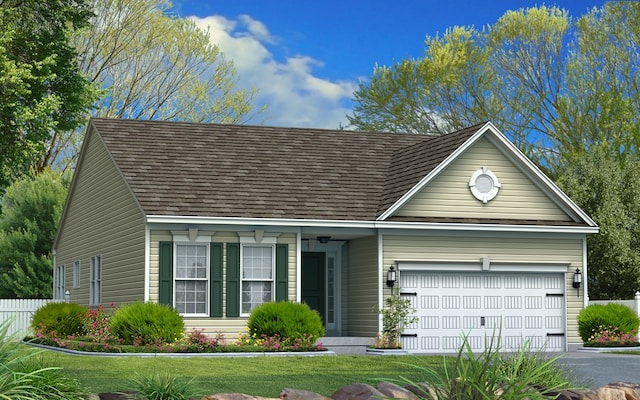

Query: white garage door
[399,271,565,353]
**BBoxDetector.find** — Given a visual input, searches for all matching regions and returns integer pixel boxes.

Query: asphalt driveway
[553,351,640,388]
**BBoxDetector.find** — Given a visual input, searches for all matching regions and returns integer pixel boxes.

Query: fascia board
[145,215,599,234]
[377,122,491,221]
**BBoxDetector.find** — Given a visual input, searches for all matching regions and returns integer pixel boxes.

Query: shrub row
[30,300,324,352]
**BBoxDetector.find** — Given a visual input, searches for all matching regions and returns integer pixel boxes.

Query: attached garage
[398,264,568,353]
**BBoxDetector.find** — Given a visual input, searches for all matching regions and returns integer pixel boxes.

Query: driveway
[553,351,640,388]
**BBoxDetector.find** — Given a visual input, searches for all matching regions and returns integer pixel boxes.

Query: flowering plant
[585,325,639,347]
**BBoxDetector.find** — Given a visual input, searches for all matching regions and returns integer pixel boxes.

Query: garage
[398,267,566,353]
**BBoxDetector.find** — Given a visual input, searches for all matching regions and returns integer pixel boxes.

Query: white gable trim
[377,121,597,228]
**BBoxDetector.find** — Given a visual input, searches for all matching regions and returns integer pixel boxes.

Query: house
[52,118,598,353]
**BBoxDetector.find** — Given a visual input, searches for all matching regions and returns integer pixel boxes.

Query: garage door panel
[400,271,565,353]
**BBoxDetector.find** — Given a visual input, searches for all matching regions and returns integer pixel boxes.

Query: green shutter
[275,244,288,301]
[210,243,223,317]
[226,243,240,317]
[159,242,173,306]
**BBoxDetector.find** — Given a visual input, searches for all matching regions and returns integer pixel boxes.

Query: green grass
[34,346,448,397]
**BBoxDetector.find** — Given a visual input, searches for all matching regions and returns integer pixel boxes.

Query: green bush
[31,302,88,337]
[110,302,184,345]
[247,301,325,344]
[577,303,640,342]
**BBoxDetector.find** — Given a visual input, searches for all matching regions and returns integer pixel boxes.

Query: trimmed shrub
[577,303,640,342]
[110,302,184,345]
[31,302,88,337]
[247,301,325,344]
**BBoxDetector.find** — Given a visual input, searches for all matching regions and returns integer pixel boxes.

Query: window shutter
[210,243,223,317]
[159,242,173,306]
[226,243,240,317]
[275,244,288,301]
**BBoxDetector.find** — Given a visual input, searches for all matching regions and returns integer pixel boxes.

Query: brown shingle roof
[90,118,480,220]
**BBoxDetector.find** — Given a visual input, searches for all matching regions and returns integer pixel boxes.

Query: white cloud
[190,15,357,129]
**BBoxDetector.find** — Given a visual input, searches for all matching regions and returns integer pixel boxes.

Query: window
[90,255,102,305]
[73,261,80,288]
[174,243,209,315]
[55,265,65,300]
[241,245,274,314]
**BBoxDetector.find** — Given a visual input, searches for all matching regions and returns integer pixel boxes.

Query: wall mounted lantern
[387,266,397,295]
[572,268,582,295]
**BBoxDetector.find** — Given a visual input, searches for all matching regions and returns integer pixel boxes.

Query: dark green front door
[302,252,325,324]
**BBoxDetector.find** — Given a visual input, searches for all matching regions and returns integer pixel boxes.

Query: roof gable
[82,118,595,229]
[379,122,597,227]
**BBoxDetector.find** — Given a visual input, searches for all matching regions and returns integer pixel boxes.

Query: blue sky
[171,1,607,129]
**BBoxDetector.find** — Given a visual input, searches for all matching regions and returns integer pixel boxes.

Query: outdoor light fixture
[572,268,582,294]
[317,236,331,244]
[64,290,71,303]
[387,266,397,295]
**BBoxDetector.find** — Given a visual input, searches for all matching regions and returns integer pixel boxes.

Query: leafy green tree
[349,3,639,171]
[349,3,640,298]
[50,0,263,172]
[0,170,69,298]
[557,149,640,299]
[0,0,97,192]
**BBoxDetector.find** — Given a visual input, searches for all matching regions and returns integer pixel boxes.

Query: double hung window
[90,255,101,305]
[174,243,209,315]
[241,245,274,314]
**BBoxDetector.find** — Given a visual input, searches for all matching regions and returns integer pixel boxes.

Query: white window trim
[240,242,276,316]
[172,231,213,317]
[89,255,102,306]
[55,265,65,300]
[469,166,501,203]
[73,260,80,289]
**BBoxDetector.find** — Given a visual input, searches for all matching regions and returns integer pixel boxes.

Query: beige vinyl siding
[55,129,146,306]
[396,137,571,221]
[149,230,297,339]
[347,236,379,337]
[383,233,585,347]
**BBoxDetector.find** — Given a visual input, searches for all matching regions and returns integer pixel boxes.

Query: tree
[48,0,263,172]
[349,4,640,171]
[349,3,640,298]
[0,0,97,192]
[557,148,640,299]
[0,170,69,298]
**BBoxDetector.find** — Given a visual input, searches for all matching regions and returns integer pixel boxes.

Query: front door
[302,252,326,324]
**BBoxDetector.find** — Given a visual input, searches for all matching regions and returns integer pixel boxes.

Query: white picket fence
[0,299,57,338]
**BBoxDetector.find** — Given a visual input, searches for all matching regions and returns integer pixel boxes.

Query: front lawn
[35,347,447,397]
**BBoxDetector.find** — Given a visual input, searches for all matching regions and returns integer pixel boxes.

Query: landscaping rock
[375,382,418,399]
[279,388,330,400]
[330,383,385,400]
[202,393,277,400]
[403,382,438,398]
